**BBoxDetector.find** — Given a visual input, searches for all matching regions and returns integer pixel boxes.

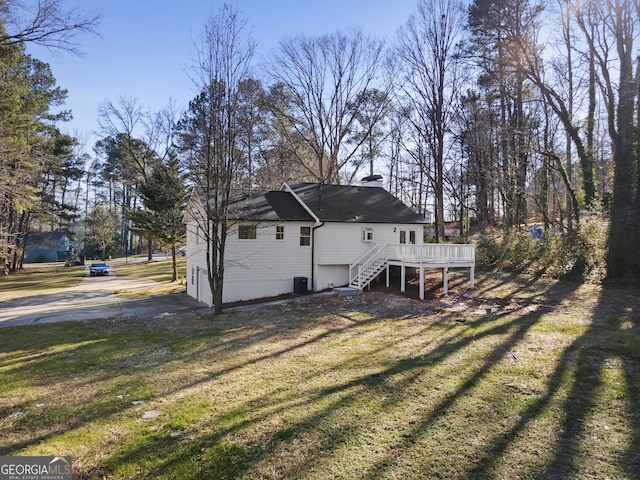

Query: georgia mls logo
[0,456,72,480]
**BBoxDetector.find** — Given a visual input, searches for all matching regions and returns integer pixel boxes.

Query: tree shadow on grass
[455,281,640,479]
[540,282,640,478]
[6,275,634,479]
[356,287,580,479]
[72,276,581,478]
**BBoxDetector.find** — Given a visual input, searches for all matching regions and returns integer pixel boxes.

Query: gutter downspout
[311,221,325,291]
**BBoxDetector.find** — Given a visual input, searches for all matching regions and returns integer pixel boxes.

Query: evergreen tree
[0,20,70,271]
[129,154,187,282]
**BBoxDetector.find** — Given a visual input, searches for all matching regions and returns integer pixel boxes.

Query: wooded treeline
[2,0,640,283]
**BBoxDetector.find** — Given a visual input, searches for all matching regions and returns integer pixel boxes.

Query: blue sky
[26,0,419,152]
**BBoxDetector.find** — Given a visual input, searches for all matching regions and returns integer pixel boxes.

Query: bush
[475,210,607,282]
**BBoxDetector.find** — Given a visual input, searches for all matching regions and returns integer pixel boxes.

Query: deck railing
[349,244,387,289]
[349,243,475,291]
[386,243,475,264]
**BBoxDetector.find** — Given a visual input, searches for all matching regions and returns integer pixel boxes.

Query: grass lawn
[113,256,187,295]
[0,265,86,301]
[0,272,639,479]
[114,256,186,284]
[0,256,186,301]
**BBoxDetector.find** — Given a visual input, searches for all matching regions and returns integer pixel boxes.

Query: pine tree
[129,154,187,282]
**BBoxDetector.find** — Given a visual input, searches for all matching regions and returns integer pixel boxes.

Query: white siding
[314,265,349,291]
[185,216,425,305]
[314,223,423,264]
[185,219,314,305]
[185,223,211,305]
[312,222,424,290]
[222,222,313,302]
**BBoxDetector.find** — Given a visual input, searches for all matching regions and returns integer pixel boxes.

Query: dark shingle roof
[212,183,425,224]
[228,191,314,222]
[287,182,426,224]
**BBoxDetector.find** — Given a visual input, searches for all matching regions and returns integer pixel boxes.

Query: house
[184,178,438,306]
[185,178,476,307]
[24,232,71,263]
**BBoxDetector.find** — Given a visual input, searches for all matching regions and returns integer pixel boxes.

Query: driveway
[0,268,206,328]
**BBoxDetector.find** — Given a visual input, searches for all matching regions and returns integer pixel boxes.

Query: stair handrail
[349,244,388,288]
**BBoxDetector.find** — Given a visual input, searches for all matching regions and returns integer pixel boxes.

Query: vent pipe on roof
[361,174,384,188]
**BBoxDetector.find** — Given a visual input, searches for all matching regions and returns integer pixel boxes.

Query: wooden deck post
[384,243,475,298]
[443,267,449,295]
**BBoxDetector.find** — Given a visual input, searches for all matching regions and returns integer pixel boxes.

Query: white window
[300,226,311,246]
[362,227,374,242]
[276,226,284,240]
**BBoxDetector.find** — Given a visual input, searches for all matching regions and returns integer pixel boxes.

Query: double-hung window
[300,226,311,246]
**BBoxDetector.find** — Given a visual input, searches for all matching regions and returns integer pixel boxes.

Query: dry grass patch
[1,273,639,479]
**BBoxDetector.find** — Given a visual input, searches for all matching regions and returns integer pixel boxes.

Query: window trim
[300,226,311,246]
[362,227,374,242]
[399,229,417,245]
[276,225,284,240]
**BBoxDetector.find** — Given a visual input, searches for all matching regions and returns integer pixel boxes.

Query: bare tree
[395,0,465,241]
[86,205,116,260]
[180,3,255,314]
[97,96,161,180]
[0,0,100,53]
[96,96,183,257]
[570,0,640,279]
[267,29,386,184]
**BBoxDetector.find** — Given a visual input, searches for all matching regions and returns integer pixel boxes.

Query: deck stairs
[348,243,476,294]
[349,244,389,291]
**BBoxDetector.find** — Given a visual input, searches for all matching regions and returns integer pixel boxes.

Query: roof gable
[285,182,426,224]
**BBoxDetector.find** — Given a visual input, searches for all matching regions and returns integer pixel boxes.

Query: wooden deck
[349,243,475,299]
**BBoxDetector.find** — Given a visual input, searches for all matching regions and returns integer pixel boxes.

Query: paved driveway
[0,269,206,328]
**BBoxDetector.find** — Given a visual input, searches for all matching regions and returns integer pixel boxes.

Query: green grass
[114,256,186,284]
[0,265,86,300]
[0,257,187,300]
[113,257,187,295]
[1,273,639,479]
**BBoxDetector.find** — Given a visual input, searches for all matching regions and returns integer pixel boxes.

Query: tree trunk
[171,244,177,282]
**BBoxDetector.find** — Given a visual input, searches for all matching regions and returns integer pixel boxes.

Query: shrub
[475,210,607,282]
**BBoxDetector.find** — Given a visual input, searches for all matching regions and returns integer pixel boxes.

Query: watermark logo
[0,456,72,480]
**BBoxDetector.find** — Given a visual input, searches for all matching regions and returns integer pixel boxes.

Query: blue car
[89,262,109,276]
